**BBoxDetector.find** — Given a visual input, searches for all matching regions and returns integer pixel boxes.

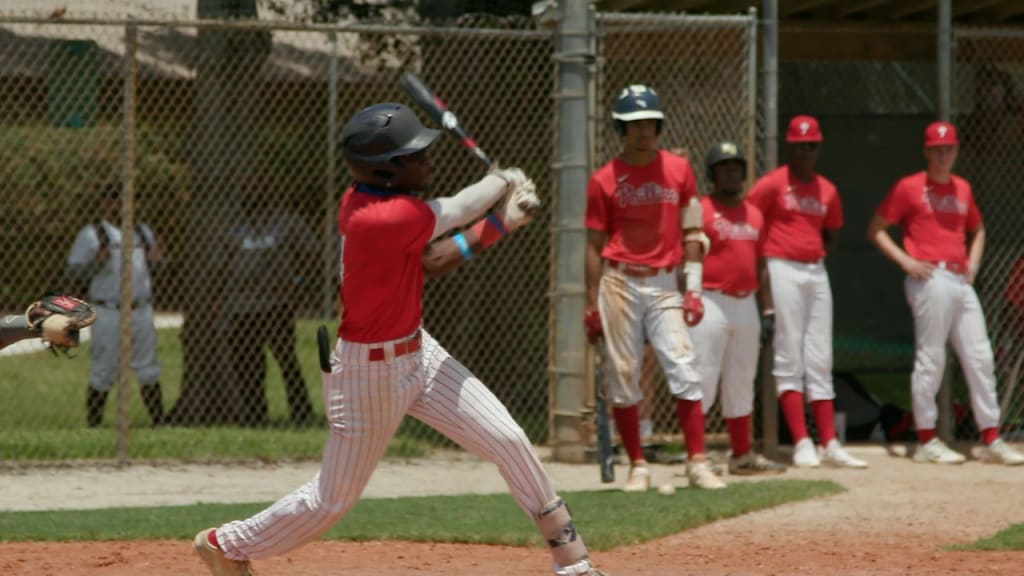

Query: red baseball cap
[786,115,823,143]
[924,121,959,147]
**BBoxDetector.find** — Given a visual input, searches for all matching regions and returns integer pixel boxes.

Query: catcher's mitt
[25,295,97,355]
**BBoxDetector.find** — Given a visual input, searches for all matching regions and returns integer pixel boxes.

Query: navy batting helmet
[341,103,439,186]
[612,84,664,136]
[704,141,746,181]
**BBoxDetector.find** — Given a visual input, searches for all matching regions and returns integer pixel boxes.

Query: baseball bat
[594,339,615,483]
[399,72,493,167]
[317,325,332,373]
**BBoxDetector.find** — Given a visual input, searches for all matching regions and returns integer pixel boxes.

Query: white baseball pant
[905,268,1000,431]
[690,291,760,418]
[215,329,558,560]
[597,264,702,407]
[766,257,835,401]
[88,303,160,391]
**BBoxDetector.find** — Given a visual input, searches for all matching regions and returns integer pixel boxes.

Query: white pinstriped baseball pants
[689,291,760,418]
[216,329,557,560]
[766,258,835,401]
[597,264,702,407]
[905,269,1000,431]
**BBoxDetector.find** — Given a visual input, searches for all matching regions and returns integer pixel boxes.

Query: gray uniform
[67,221,160,392]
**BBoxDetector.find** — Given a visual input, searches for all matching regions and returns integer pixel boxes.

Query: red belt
[607,260,673,278]
[709,288,754,298]
[367,333,422,362]
[928,260,967,275]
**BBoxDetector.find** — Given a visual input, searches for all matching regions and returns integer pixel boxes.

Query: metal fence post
[322,31,339,320]
[759,0,779,458]
[117,20,139,464]
[936,0,955,444]
[549,0,591,462]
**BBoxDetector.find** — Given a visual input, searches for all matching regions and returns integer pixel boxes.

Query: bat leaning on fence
[593,338,615,483]
[317,325,332,373]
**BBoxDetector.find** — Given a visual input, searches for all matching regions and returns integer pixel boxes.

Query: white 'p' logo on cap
[938,124,948,137]
[799,122,809,134]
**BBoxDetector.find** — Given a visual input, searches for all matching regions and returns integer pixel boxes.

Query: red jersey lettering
[875,172,981,270]
[584,150,698,268]
[337,185,435,342]
[701,196,763,293]
[747,165,842,262]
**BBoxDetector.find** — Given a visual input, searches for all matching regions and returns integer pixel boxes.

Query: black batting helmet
[341,103,439,186]
[704,141,746,181]
[612,84,664,136]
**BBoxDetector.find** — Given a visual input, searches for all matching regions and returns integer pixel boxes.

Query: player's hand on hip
[902,258,934,280]
[682,291,704,326]
[494,167,540,231]
[760,311,775,347]
[584,305,603,343]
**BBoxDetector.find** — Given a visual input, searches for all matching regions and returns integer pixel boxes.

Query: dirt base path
[1,444,1022,575]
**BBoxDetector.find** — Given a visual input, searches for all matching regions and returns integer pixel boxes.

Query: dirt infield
[2,443,1022,575]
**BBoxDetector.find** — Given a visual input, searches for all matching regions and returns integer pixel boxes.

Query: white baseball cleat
[687,459,727,490]
[979,438,1024,466]
[792,437,821,468]
[913,438,966,465]
[193,528,251,576]
[820,439,869,469]
[622,464,651,492]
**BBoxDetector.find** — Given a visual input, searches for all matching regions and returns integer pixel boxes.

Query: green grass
[0,480,843,549]
[951,523,1024,551]
[0,319,435,461]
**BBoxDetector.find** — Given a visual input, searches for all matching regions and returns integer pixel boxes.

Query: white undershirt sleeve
[427,175,507,241]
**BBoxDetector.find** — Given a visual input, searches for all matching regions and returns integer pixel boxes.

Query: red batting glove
[584,305,603,343]
[682,291,704,326]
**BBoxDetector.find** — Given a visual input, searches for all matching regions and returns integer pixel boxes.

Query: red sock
[207,529,220,550]
[917,428,936,445]
[725,415,752,458]
[811,399,837,445]
[981,427,999,446]
[612,405,644,464]
[779,390,808,442]
[675,399,706,457]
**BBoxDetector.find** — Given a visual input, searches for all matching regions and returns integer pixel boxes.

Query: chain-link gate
[593,12,757,446]
[954,27,1024,441]
[0,12,756,464]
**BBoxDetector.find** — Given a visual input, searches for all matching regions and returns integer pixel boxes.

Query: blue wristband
[452,232,473,261]
[487,213,508,237]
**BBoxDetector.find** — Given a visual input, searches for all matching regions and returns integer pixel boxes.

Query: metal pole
[322,31,339,319]
[759,0,779,458]
[549,0,591,462]
[746,7,758,186]
[936,0,955,443]
[117,21,139,464]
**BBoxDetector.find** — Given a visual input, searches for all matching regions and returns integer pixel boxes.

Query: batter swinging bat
[399,72,494,168]
[594,339,615,483]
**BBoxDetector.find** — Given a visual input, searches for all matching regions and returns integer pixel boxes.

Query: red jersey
[875,172,981,270]
[584,150,698,268]
[747,165,843,262]
[337,184,435,342]
[701,196,764,293]
[1006,257,1024,311]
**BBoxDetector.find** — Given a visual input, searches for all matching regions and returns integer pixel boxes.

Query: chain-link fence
[594,13,757,445]
[954,27,1024,441]
[0,12,757,464]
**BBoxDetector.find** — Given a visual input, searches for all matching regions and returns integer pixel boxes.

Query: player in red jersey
[747,115,867,469]
[584,84,724,492]
[690,141,787,476]
[867,120,1024,466]
[193,103,609,576]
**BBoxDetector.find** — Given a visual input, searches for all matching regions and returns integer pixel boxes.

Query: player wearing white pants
[584,85,723,493]
[748,115,866,469]
[690,141,786,476]
[867,120,1024,466]
[193,103,608,576]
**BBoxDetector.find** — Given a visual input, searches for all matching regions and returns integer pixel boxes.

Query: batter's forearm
[428,175,507,240]
[0,314,35,350]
